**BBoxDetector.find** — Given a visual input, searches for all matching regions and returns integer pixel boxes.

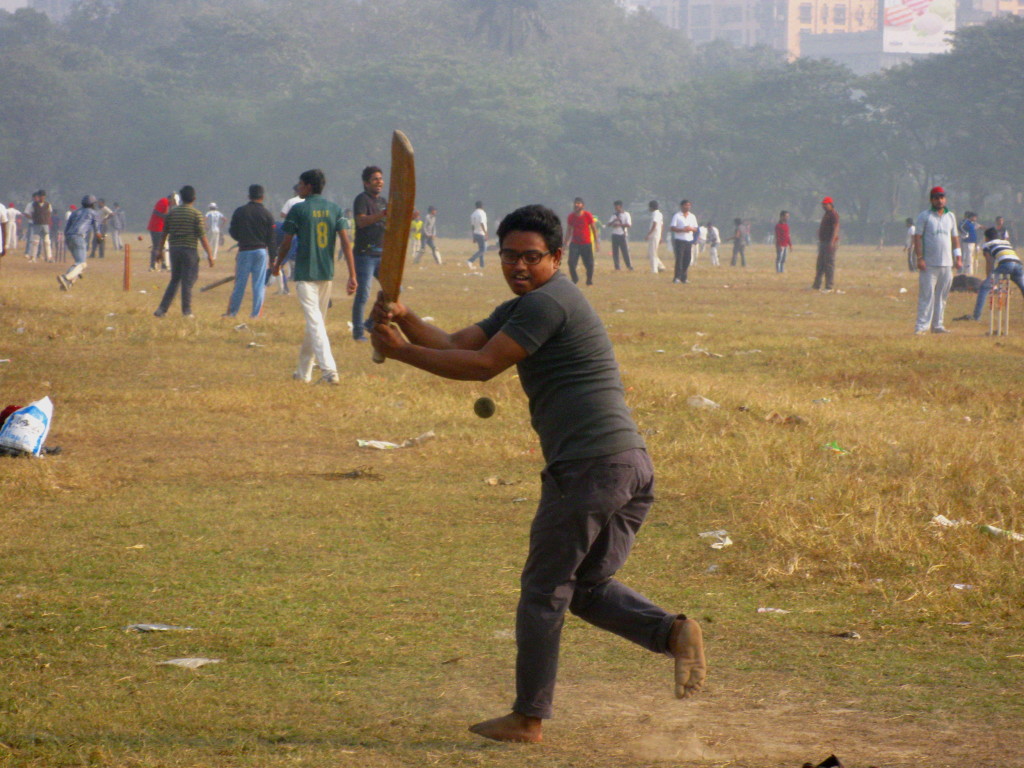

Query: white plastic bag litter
[0,396,53,456]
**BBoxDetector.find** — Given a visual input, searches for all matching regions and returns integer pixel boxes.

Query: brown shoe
[669,617,706,699]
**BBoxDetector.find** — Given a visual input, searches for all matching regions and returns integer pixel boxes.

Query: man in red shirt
[147,192,175,271]
[564,197,599,286]
[774,210,791,273]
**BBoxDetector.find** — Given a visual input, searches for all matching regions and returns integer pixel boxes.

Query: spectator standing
[606,200,633,271]
[812,197,840,291]
[564,197,599,286]
[992,216,1012,246]
[147,192,174,270]
[645,200,665,274]
[153,185,214,318]
[88,199,114,259]
[109,203,125,250]
[225,184,275,319]
[669,199,698,284]
[730,217,746,267]
[774,211,791,273]
[468,201,488,268]
[272,168,356,384]
[0,201,7,262]
[905,217,916,272]
[352,165,387,341]
[705,221,720,266]
[958,211,979,275]
[25,190,53,263]
[205,203,226,261]
[913,186,961,335]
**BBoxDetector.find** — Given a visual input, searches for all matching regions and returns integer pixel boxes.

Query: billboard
[883,0,956,54]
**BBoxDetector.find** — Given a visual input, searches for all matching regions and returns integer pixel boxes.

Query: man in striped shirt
[154,185,214,318]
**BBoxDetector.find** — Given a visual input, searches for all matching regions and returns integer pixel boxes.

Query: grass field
[1,236,1022,768]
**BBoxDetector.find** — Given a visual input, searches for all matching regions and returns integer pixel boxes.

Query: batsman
[371,204,706,744]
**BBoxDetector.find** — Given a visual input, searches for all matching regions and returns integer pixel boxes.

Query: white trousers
[916,265,953,332]
[647,230,665,273]
[295,280,337,380]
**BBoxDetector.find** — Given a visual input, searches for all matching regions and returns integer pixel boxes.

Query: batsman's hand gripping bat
[373,130,416,364]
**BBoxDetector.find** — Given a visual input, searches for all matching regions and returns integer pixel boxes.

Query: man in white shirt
[205,203,226,260]
[645,200,665,274]
[0,202,8,258]
[669,199,698,284]
[705,222,720,266]
[913,186,961,335]
[606,200,633,271]
[468,201,488,268]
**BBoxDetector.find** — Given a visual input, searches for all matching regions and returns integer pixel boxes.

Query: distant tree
[467,0,550,54]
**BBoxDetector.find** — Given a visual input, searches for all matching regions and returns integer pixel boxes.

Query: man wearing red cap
[913,186,961,334]
[812,196,840,291]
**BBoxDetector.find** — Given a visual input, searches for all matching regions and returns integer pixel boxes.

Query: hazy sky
[0,0,30,10]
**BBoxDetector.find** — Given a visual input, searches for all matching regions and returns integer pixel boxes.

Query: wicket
[988,276,1011,336]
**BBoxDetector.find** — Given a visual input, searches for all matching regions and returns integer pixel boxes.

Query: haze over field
[1,0,1022,235]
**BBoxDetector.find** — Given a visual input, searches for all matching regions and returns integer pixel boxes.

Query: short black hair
[680,199,689,207]
[428,205,436,213]
[361,166,382,184]
[475,200,484,209]
[613,200,623,207]
[497,204,562,255]
[905,217,914,226]
[574,197,584,204]
[734,217,742,225]
[780,210,788,218]
[985,227,999,240]
[299,169,325,195]
[179,185,196,204]
[249,184,264,200]
[648,200,659,211]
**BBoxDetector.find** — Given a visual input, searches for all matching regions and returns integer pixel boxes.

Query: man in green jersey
[272,169,357,385]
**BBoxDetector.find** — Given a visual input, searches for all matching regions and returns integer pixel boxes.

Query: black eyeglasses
[499,249,549,266]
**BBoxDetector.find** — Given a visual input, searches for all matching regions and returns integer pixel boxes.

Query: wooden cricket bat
[200,275,234,292]
[373,130,416,364]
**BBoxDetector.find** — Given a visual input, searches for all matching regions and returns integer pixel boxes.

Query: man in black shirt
[224,185,275,318]
[351,165,387,341]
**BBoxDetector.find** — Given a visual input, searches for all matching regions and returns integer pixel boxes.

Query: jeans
[89,231,105,259]
[672,239,692,282]
[469,234,486,266]
[514,448,676,720]
[915,265,953,331]
[64,234,88,283]
[157,247,200,315]
[295,280,336,380]
[568,243,594,284]
[227,248,269,317]
[972,260,1024,320]
[611,234,632,270]
[417,235,441,264]
[775,245,789,273]
[352,250,381,339]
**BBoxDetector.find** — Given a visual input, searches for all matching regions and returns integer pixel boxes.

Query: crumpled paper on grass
[157,657,221,669]
[698,529,732,549]
[357,431,435,450]
[126,623,195,633]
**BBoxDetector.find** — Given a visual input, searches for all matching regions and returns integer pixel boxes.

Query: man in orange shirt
[564,197,599,286]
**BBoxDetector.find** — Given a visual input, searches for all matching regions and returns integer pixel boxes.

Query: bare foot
[669,617,707,699]
[468,712,543,743]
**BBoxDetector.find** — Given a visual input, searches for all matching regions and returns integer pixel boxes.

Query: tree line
[0,0,1021,241]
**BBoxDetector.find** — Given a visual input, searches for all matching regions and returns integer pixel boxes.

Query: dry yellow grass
[1,236,1022,768]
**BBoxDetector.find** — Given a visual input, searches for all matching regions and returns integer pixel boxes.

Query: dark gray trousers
[158,247,200,315]
[513,447,677,719]
[813,242,836,289]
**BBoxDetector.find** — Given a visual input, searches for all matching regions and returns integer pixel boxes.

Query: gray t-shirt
[476,271,644,465]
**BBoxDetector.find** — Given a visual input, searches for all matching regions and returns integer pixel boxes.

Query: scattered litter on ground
[157,658,221,669]
[357,431,435,450]
[125,544,146,550]
[511,497,528,503]
[813,398,831,404]
[421,317,434,322]
[106,313,116,318]
[951,583,975,591]
[484,476,518,486]
[830,631,860,640]
[126,623,196,632]
[327,467,382,480]
[492,629,514,640]
[757,607,791,614]
[614,308,625,313]
[0,397,53,457]
[978,524,1024,542]
[138,290,147,294]
[0,359,10,364]
[931,514,967,528]
[705,564,719,574]
[233,323,248,331]
[247,342,264,348]
[899,287,908,294]
[698,530,732,549]
[686,344,723,358]
[823,441,849,454]
[655,349,666,353]
[687,395,720,409]
[105,327,115,331]
[733,348,762,355]
[15,327,25,334]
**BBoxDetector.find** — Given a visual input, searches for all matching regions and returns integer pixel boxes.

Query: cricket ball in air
[473,396,496,419]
